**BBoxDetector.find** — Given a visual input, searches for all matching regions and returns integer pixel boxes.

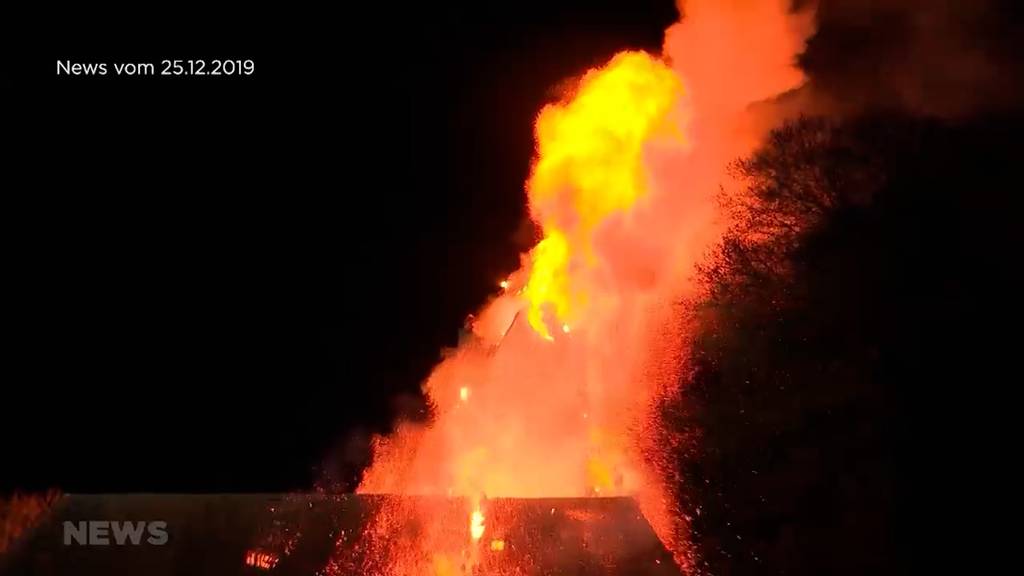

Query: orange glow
[353,2,816,573]
[0,491,60,554]
[490,539,505,552]
[245,549,279,570]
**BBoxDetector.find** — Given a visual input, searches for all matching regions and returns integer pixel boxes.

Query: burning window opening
[245,549,280,570]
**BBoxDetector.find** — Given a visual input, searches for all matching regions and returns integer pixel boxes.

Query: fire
[523,52,684,339]
[357,50,697,572]
[352,2,817,573]
[244,549,279,570]
[360,51,693,501]
[521,230,570,340]
[470,508,485,541]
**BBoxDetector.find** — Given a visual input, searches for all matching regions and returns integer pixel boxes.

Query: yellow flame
[523,51,684,338]
[522,231,570,339]
[470,509,485,541]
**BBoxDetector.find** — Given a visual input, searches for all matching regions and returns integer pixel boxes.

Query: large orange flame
[352,2,815,573]
[359,51,692,501]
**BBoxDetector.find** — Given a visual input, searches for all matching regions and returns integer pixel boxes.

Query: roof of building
[3,494,683,576]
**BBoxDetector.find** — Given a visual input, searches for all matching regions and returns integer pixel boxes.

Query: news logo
[62,520,168,546]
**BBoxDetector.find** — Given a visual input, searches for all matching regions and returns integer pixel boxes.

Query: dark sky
[15,0,1023,495]
[13,1,678,493]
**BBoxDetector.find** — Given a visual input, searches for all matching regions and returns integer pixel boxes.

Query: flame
[469,508,485,541]
[357,51,698,569]
[353,2,817,573]
[523,52,684,339]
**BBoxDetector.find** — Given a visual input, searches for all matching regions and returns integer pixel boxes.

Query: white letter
[147,521,168,545]
[89,520,110,545]
[63,521,87,545]
[112,521,146,545]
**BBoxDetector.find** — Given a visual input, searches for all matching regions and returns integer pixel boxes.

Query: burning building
[352,50,695,573]
[349,2,817,573]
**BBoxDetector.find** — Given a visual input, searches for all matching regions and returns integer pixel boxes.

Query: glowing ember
[489,539,505,552]
[244,549,279,570]
[459,386,470,402]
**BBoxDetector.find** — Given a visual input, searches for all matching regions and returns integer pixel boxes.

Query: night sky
[18,1,680,493]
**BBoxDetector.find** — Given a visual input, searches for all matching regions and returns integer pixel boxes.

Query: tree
[669,112,1018,575]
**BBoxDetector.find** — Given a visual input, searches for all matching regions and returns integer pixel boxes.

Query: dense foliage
[673,113,1017,575]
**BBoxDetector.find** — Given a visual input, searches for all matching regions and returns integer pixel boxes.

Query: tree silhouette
[668,112,1018,575]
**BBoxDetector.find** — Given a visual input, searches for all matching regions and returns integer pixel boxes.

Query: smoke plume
[802,0,1023,117]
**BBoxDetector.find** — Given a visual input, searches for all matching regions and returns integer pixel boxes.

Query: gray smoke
[798,0,1023,117]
